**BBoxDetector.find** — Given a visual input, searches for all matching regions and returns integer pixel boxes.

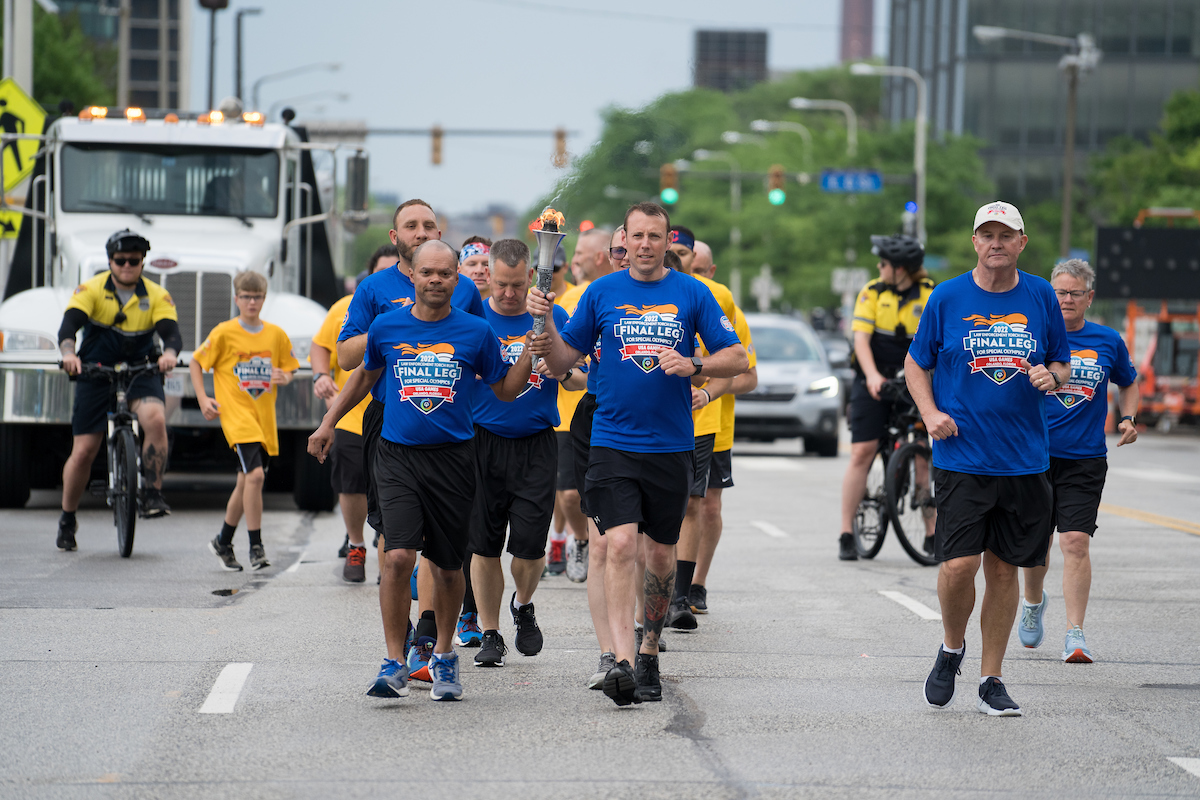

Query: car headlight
[806,375,840,398]
[1,330,58,352]
[291,336,312,361]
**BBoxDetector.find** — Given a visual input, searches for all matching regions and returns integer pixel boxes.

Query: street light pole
[749,120,813,171]
[251,62,342,112]
[206,7,217,110]
[693,149,742,303]
[267,91,350,121]
[234,8,262,103]
[788,98,858,157]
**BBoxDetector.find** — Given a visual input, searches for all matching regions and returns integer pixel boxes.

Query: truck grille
[153,271,234,351]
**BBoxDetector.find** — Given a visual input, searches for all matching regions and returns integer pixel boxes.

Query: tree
[0,7,116,111]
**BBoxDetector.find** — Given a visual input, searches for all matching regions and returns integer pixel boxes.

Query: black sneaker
[337,533,351,558]
[209,537,243,571]
[688,584,708,614]
[633,652,662,702]
[248,544,269,571]
[924,643,965,709]
[139,488,171,518]
[343,545,366,583]
[838,532,858,561]
[56,518,78,552]
[510,593,543,656]
[666,597,698,630]
[602,659,641,707]
[474,630,507,667]
[977,677,1022,716]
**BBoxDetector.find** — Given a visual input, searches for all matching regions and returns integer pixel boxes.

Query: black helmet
[870,234,924,272]
[106,229,151,258]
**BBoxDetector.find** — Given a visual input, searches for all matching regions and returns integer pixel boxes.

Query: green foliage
[0,8,117,111]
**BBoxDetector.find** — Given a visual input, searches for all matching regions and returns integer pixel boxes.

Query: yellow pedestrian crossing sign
[0,78,46,192]
[0,209,22,239]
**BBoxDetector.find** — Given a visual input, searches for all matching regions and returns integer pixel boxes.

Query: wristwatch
[1119,415,1135,425]
[1050,370,1063,389]
[561,368,574,382]
[312,372,329,384]
[691,356,704,376]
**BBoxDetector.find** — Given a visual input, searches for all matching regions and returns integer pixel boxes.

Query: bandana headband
[669,229,695,251]
[459,243,490,263]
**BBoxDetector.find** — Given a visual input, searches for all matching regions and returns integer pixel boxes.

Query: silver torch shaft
[530,218,567,368]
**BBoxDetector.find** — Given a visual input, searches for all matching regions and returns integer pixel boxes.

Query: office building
[841,0,874,62]
[694,30,769,93]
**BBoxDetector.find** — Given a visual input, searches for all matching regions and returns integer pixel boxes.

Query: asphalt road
[1,432,1198,799]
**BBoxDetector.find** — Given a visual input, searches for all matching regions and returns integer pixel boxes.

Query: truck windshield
[61,143,280,219]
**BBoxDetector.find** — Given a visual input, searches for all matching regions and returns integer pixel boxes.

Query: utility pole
[234,8,262,102]
[199,0,229,110]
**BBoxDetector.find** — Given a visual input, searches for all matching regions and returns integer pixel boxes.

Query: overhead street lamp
[972,26,1101,258]
[721,131,767,148]
[789,97,857,157]
[268,91,350,121]
[234,7,262,103]
[850,62,928,243]
[251,62,342,112]
[693,148,743,303]
[750,119,813,171]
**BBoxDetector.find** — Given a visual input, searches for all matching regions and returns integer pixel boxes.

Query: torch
[529,207,567,365]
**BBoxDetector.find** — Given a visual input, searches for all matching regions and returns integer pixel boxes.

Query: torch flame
[530,207,566,233]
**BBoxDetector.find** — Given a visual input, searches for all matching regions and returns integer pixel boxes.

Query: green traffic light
[768,188,786,206]
[660,187,679,205]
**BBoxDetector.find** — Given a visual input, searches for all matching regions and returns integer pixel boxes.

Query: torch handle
[531,266,554,369]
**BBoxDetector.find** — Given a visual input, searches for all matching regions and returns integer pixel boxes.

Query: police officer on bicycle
[838,234,934,560]
[56,230,182,551]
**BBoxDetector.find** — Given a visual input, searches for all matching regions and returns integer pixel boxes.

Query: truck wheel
[0,424,32,508]
[292,432,336,512]
[805,434,840,458]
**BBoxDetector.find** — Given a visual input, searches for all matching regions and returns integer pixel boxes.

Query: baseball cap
[973,201,1024,233]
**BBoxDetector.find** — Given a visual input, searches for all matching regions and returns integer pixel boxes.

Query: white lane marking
[1168,758,1200,779]
[751,520,788,539]
[879,590,942,620]
[732,457,804,472]
[285,551,305,573]
[198,662,254,714]
[1109,467,1200,484]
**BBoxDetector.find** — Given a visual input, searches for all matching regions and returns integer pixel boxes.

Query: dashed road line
[750,520,788,539]
[1167,757,1200,779]
[879,590,942,620]
[198,662,254,714]
[1099,504,1200,537]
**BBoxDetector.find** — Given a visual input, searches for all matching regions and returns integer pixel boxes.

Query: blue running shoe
[366,658,409,698]
[1018,590,1047,648]
[977,676,1022,716]
[924,643,965,709]
[454,611,483,647]
[410,563,419,601]
[406,636,434,683]
[429,652,463,701]
[1063,626,1094,663]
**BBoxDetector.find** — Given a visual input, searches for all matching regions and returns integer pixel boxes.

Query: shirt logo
[720,315,734,332]
[392,342,461,414]
[985,202,1009,216]
[391,297,415,307]
[961,313,1037,386]
[499,334,542,398]
[613,304,684,374]
[1049,349,1103,409]
[234,353,273,398]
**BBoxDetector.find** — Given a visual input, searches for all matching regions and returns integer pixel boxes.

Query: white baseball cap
[973,201,1024,233]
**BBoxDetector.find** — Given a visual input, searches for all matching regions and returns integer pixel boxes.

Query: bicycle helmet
[105,229,151,258]
[869,234,924,272]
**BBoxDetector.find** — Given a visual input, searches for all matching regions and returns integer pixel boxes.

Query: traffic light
[659,163,679,205]
[431,125,443,165]
[768,164,786,205]
[554,128,568,168]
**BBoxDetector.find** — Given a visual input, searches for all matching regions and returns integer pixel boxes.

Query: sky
[192,0,890,217]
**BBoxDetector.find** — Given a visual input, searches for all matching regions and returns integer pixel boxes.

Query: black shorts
[234,442,270,474]
[71,373,165,436]
[1050,456,1107,536]
[707,448,734,490]
[585,446,692,546]
[847,376,890,444]
[330,429,367,495]
[469,426,557,559]
[570,392,598,515]
[933,468,1053,568]
[555,430,576,491]
[690,434,716,498]
[374,437,475,571]
[362,398,385,533]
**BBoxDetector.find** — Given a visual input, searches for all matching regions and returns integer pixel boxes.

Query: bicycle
[852,376,938,566]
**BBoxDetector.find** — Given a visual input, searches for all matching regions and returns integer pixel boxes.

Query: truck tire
[292,432,335,512]
[0,424,32,508]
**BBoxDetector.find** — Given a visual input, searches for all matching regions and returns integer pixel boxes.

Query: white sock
[980,675,999,685]
[433,651,454,660]
[550,531,567,543]
[942,643,964,655]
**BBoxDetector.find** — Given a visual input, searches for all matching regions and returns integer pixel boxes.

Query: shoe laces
[935,649,962,677]
[347,547,366,567]
[380,658,402,676]
[431,655,457,683]
[460,613,482,634]
[1021,602,1040,629]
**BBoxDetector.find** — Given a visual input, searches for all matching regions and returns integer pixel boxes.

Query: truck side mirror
[343,153,370,234]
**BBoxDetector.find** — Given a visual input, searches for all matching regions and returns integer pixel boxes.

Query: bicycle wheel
[886,441,938,566]
[112,427,139,558]
[853,448,889,559]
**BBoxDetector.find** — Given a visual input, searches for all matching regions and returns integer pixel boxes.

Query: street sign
[0,79,46,192]
[0,209,22,239]
[820,170,882,194]
[831,267,869,294]
[1095,227,1200,299]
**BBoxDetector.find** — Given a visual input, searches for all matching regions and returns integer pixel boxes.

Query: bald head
[693,241,715,279]
[412,239,458,269]
[572,227,612,283]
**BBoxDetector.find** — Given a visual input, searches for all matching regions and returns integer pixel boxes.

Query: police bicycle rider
[56,230,182,551]
[838,234,935,561]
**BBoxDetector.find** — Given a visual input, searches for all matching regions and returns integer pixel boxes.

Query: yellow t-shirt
[553,279,590,433]
[691,273,737,438]
[193,318,300,455]
[311,294,370,436]
[714,305,756,453]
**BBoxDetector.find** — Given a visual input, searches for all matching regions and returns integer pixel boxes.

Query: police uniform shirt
[65,271,178,363]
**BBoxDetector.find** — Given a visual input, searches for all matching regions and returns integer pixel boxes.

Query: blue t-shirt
[338,263,486,401]
[908,270,1070,476]
[473,303,569,438]
[1046,320,1137,460]
[559,269,739,453]
[363,306,508,446]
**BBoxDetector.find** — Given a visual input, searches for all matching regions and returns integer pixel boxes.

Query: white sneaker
[566,537,588,582]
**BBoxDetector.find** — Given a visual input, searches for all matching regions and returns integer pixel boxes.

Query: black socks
[218,522,236,547]
[674,560,696,603]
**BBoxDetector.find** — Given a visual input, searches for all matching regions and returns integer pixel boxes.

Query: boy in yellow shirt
[190,271,299,571]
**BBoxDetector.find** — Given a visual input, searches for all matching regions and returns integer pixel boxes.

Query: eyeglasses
[237,294,266,302]
[1054,289,1089,300]
[112,257,142,267]
[609,246,627,259]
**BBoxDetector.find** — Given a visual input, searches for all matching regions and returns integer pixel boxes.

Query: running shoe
[337,533,350,558]
[248,544,270,571]
[977,677,1022,716]
[455,611,483,647]
[923,643,965,709]
[1063,626,1094,663]
[511,594,544,655]
[666,597,698,630]
[209,537,243,572]
[1018,590,1047,648]
[410,563,419,601]
[56,518,78,552]
[366,658,409,698]
[429,652,463,701]
[474,630,507,667]
[343,545,366,583]
[405,621,414,655]
[633,652,662,702]
[688,584,708,615]
[838,532,858,561]
[546,538,566,575]
[139,488,171,518]
[566,537,589,582]
[602,659,641,707]
[588,652,616,690]
[406,636,434,683]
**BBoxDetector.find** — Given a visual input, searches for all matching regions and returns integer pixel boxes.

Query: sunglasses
[609,246,627,259]
[112,257,142,267]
